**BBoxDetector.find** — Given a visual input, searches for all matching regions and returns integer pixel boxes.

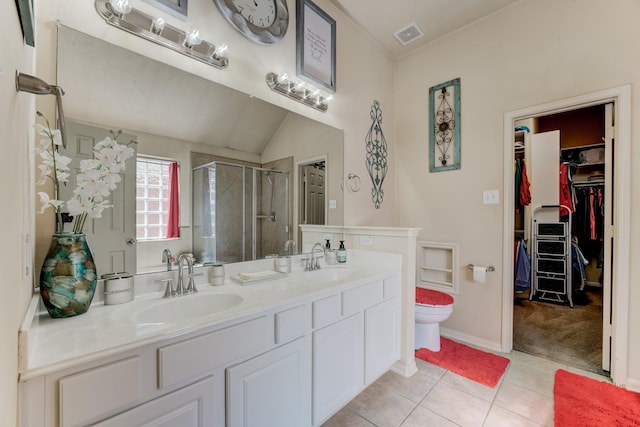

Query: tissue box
[103,273,134,305]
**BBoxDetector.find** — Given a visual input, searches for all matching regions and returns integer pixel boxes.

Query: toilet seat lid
[416,287,454,306]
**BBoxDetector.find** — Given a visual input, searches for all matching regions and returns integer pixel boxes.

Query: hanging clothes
[519,159,531,207]
[514,159,531,209]
[514,239,531,292]
[571,184,605,262]
[559,162,575,216]
[571,241,589,292]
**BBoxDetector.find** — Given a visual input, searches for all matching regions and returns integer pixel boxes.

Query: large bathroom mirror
[53,26,344,275]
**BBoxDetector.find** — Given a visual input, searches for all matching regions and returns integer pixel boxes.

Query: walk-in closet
[512,104,611,375]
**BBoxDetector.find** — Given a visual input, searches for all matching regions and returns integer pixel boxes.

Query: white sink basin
[134,292,244,324]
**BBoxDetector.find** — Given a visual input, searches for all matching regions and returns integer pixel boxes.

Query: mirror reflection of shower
[263,170,276,222]
[192,161,290,264]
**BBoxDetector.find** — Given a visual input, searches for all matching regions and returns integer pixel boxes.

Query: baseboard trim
[625,377,640,393]
[441,327,503,354]
[391,359,418,378]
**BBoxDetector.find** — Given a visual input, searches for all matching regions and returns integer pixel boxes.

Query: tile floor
[321,349,610,427]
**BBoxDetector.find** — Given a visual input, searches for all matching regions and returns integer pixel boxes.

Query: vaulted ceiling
[330,0,520,58]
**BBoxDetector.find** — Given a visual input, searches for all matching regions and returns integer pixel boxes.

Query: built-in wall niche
[417,241,458,294]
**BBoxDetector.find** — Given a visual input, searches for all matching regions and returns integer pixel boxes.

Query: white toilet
[415,287,454,352]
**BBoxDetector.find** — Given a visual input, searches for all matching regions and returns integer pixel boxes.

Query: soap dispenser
[337,240,347,263]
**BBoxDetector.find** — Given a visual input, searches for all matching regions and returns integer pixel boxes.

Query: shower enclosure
[192,161,290,264]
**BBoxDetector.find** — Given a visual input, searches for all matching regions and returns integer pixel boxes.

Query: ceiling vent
[393,22,424,46]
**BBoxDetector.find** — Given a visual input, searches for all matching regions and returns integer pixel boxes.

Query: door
[530,130,560,223]
[602,103,614,371]
[312,313,363,425]
[364,296,400,384]
[300,164,325,225]
[60,121,137,276]
[226,337,311,427]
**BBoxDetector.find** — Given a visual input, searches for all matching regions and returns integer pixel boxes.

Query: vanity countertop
[19,250,402,380]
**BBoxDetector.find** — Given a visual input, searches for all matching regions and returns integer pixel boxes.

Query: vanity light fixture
[265,72,331,113]
[183,28,202,48]
[109,0,133,16]
[95,0,229,69]
[150,16,165,35]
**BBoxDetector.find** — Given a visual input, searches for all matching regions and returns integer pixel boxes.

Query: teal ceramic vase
[39,233,97,318]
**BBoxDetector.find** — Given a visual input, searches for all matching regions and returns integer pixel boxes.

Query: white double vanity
[19,250,402,427]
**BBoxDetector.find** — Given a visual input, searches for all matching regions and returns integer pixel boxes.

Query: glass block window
[136,157,172,240]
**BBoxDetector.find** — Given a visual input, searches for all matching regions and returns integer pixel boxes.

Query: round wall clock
[213,0,289,45]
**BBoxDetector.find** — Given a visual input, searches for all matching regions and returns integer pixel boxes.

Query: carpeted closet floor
[513,285,605,375]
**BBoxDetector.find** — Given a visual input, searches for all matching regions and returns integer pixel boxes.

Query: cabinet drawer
[158,316,272,389]
[59,356,141,427]
[93,376,215,427]
[342,280,383,316]
[313,294,341,329]
[275,304,310,344]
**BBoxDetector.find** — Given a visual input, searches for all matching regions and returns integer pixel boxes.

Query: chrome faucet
[176,254,198,294]
[162,249,173,271]
[308,242,324,271]
[284,239,297,255]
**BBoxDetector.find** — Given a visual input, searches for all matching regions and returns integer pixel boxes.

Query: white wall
[0,2,38,424]
[262,112,344,229]
[395,0,640,384]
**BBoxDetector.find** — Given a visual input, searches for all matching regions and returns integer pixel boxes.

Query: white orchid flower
[94,137,115,150]
[37,164,51,185]
[38,192,64,214]
[56,171,70,183]
[66,196,92,216]
[50,128,63,146]
[79,159,101,172]
[36,114,135,233]
[89,200,113,218]
[53,152,72,171]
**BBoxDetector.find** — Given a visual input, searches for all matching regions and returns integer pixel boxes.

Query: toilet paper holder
[466,264,495,272]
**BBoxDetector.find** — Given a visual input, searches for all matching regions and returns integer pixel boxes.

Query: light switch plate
[329,199,337,209]
[483,190,499,205]
[359,235,374,246]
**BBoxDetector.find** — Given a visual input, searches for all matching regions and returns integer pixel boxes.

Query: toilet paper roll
[473,266,486,283]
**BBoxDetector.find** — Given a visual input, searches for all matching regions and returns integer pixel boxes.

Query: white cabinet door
[365,297,401,384]
[226,337,311,427]
[92,377,216,427]
[312,313,363,426]
[530,130,560,223]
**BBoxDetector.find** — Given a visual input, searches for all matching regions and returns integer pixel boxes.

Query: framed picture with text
[142,0,188,19]
[296,0,336,92]
[429,78,461,172]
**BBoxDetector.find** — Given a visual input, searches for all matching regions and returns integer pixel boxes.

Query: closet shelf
[420,279,454,287]
[560,142,605,152]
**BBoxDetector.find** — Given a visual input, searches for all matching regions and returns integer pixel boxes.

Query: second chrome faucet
[163,253,202,298]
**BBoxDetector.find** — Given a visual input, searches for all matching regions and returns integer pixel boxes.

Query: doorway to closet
[503,85,630,386]
[512,104,612,376]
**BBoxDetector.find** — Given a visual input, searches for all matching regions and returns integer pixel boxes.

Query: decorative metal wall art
[365,100,388,209]
[429,78,461,172]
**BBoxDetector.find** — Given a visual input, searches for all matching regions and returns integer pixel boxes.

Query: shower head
[15,71,68,148]
[263,170,273,185]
